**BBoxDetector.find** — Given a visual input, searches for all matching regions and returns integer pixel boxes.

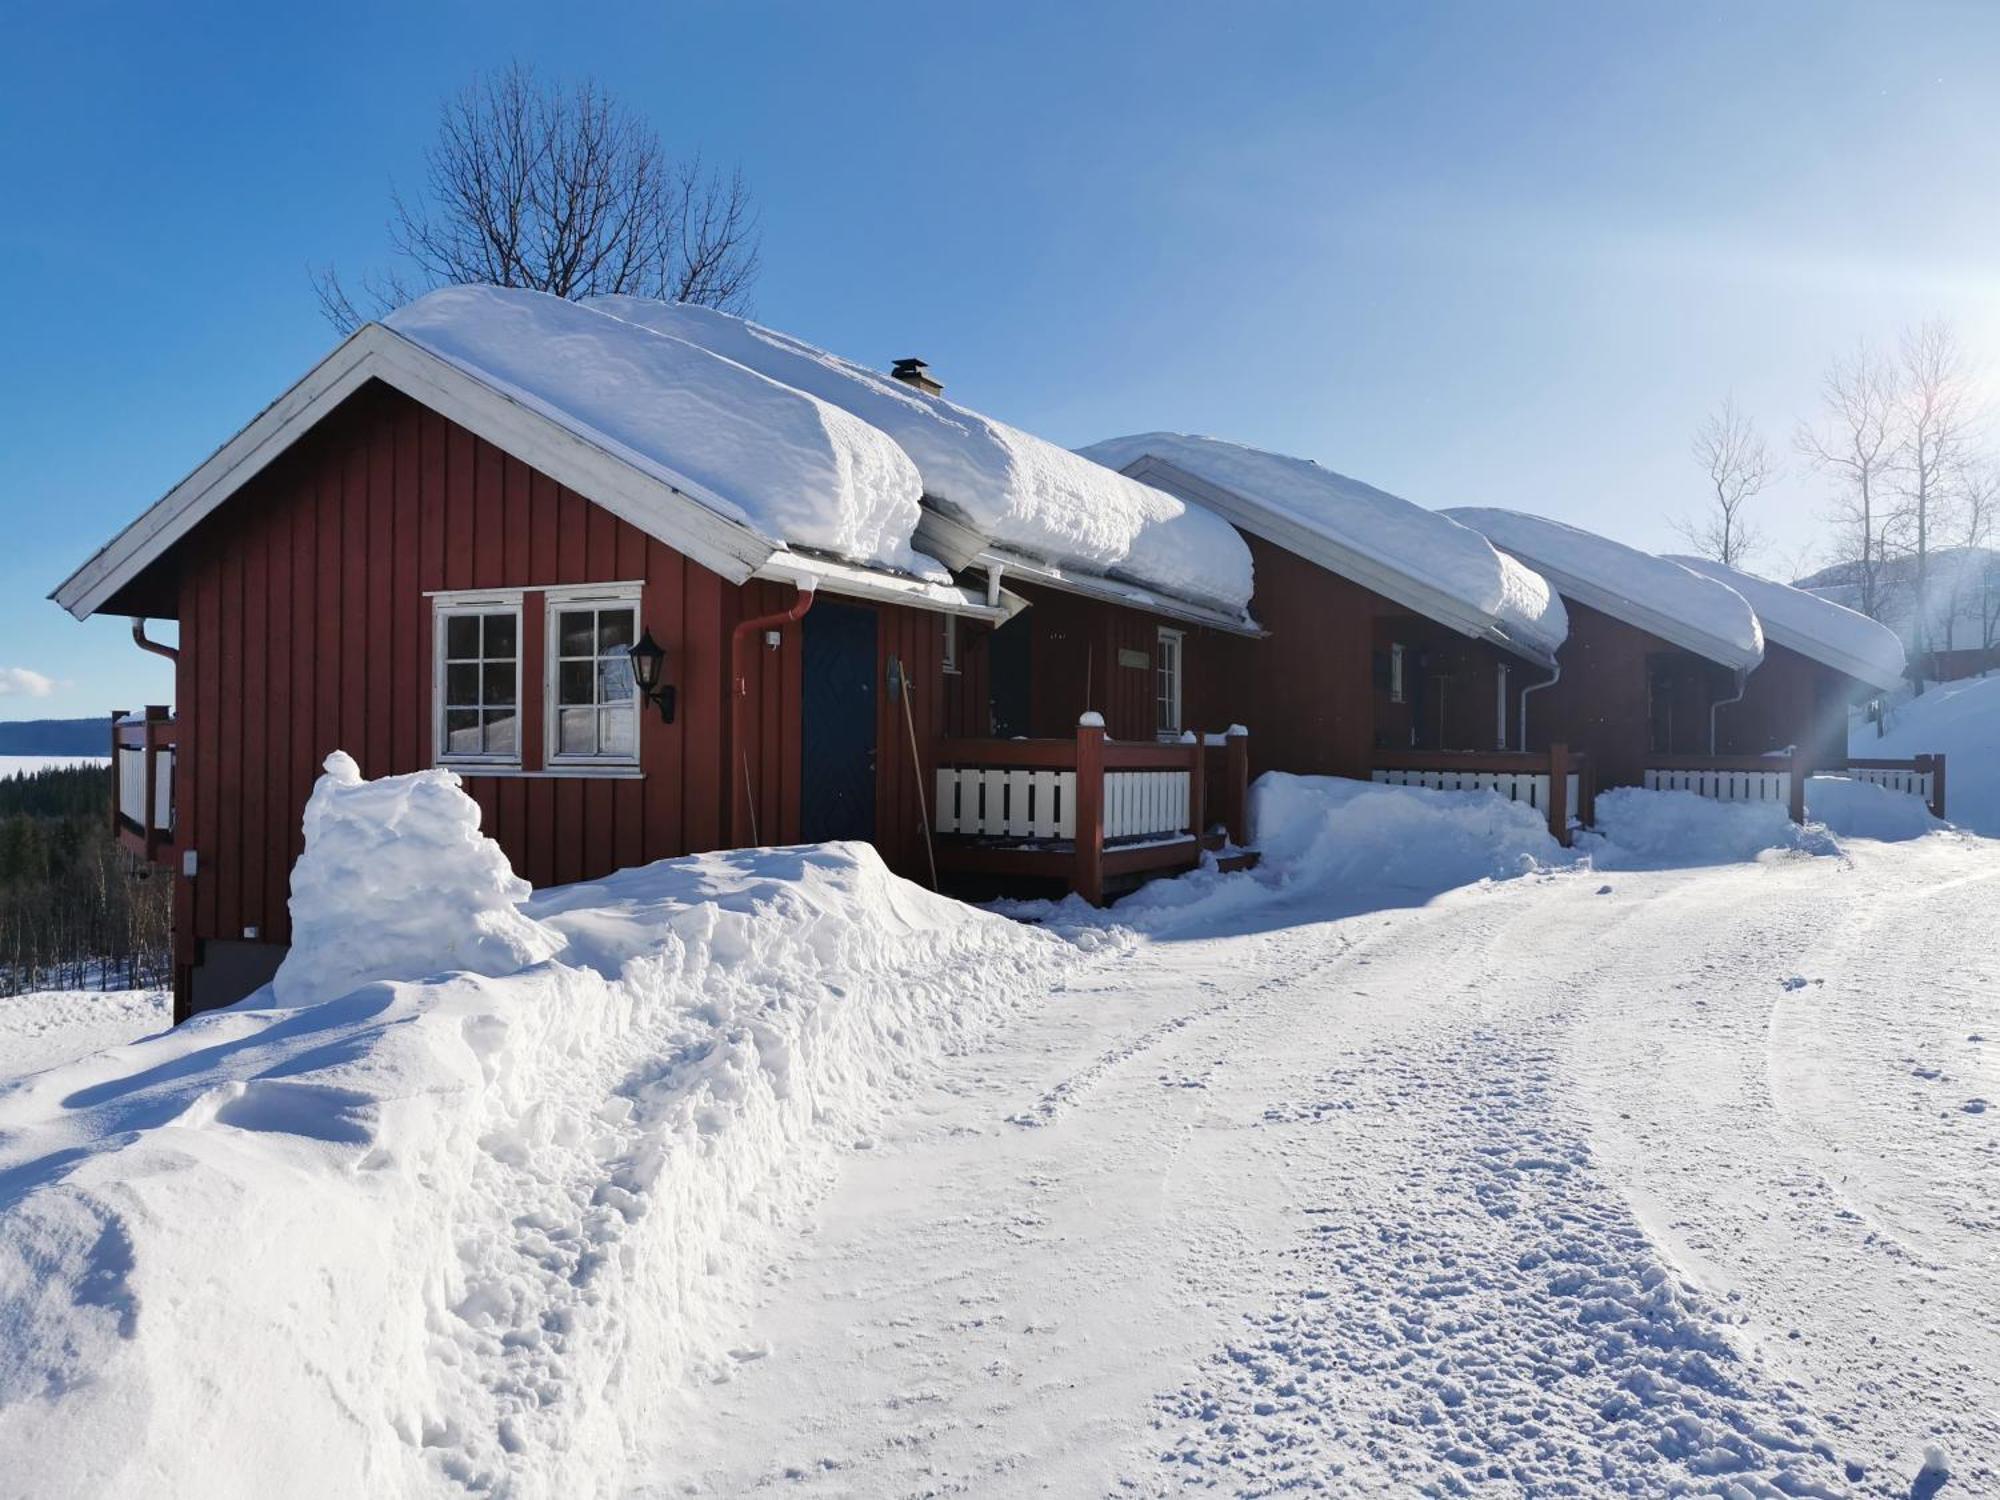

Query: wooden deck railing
[934,717,1250,903]
[1372,743,1590,846]
[110,705,177,865]
[1642,750,1947,823]
[1827,754,1947,820]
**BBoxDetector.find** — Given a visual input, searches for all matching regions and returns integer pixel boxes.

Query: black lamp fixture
[627,629,677,723]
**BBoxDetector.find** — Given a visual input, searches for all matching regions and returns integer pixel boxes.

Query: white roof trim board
[753,551,1023,623]
[51,322,782,620]
[1666,554,1906,691]
[1443,508,1765,673]
[975,548,1266,637]
[1082,440,1565,668]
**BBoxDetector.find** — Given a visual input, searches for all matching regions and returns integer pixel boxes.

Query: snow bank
[1668,553,1906,690]
[1806,774,1944,842]
[586,298,1254,614]
[1444,507,1764,670]
[1080,433,1566,659]
[385,286,935,575]
[0,989,168,1081]
[0,770,1069,1498]
[1860,672,2000,837]
[1582,787,1836,868]
[275,751,566,1007]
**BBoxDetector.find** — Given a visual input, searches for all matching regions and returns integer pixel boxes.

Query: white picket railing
[1104,770,1191,841]
[935,768,1075,839]
[1643,767,1791,803]
[115,744,174,832]
[1845,765,1935,802]
[1373,767,1579,816]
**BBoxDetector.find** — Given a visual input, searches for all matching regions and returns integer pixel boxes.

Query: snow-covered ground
[0,988,169,1079]
[1859,672,2000,837]
[0,757,1990,1498]
[0,754,109,779]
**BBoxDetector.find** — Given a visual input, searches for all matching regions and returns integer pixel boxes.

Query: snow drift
[1583,786,1838,867]
[586,298,1255,615]
[1861,671,2000,837]
[0,760,1069,1499]
[385,286,937,576]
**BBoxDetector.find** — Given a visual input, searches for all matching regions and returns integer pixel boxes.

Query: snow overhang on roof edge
[1117,455,1556,668]
[1494,549,1764,674]
[976,548,1265,637]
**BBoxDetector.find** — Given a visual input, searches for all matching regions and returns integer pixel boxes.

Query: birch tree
[1796,342,1899,620]
[1677,397,1774,566]
[1891,321,1977,672]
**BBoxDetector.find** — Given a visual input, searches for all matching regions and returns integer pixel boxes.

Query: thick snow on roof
[385,286,936,576]
[1665,555,1906,691]
[1079,433,1567,661]
[1443,508,1764,672]
[585,297,1253,615]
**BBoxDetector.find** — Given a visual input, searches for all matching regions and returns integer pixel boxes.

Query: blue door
[801,602,878,843]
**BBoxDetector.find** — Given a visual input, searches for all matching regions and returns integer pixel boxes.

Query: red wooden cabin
[56,292,1258,1021]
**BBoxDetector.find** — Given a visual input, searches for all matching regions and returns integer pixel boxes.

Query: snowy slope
[1861,671,2000,836]
[1670,552,1906,690]
[586,298,1254,614]
[0,759,1069,1500]
[0,989,168,1080]
[384,286,936,576]
[1446,506,1764,670]
[1080,432,1566,659]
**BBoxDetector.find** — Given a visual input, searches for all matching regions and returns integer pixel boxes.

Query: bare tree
[1942,460,1999,653]
[1891,320,1979,676]
[1677,397,1774,566]
[1796,341,1899,619]
[315,64,759,332]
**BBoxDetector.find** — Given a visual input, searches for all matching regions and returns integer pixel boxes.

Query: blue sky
[5,1,1999,720]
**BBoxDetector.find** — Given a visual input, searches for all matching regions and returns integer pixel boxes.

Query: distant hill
[0,717,111,755]
[1797,545,1999,652]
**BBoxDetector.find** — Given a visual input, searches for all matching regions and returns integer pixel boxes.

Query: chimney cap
[889,357,944,396]
[891,357,931,376]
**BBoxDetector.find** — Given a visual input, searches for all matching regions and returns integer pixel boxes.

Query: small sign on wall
[1117,647,1151,670]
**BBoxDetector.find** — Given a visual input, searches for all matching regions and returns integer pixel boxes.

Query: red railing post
[1186,731,1206,839]
[1926,753,1947,820]
[1547,741,1571,847]
[1576,753,1596,831]
[1224,725,1250,847]
[1788,745,1807,824]
[108,710,127,835]
[1074,713,1106,905]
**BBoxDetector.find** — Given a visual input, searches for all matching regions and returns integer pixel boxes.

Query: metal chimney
[890,358,943,396]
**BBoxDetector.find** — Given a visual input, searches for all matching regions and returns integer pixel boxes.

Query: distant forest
[0,717,109,756]
[0,766,171,996]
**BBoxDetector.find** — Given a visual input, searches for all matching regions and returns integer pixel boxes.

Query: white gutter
[1517,661,1561,752]
[1708,668,1749,754]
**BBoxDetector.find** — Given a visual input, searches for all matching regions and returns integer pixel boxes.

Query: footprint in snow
[1962,1099,1988,1115]
[1779,976,1815,992]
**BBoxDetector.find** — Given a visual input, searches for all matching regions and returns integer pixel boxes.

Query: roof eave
[51,323,780,622]
[977,547,1265,637]
[1762,624,1905,692]
[1493,549,1764,674]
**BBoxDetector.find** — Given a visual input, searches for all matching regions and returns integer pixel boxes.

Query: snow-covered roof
[586,297,1255,618]
[1666,554,1906,691]
[387,287,937,577]
[1079,433,1568,666]
[1442,508,1764,673]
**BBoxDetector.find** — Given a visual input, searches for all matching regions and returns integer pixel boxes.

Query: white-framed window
[1155,627,1184,739]
[1495,662,1511,749]
[547,589,641,765]
[1388,642,1407,704]
[941,613,960,675]
[434,596,523,765]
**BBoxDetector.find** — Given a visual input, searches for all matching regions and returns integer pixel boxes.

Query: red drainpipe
[131,617,180,663]
[729,584,815,846]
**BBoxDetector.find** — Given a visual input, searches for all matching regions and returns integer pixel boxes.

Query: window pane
[598,654,635,702]
[483,708,517,755]
[559,609,595,657]
[445,663,479,708]
[446,615,480,659]
[559,661,595,706]
[483,613,516,659]
[482,661,516,707]
[599,706,634,756]
[559,706,596,756]
[597,609,635,653]
[444,708,481,754]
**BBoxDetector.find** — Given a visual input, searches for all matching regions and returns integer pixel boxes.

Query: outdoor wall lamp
[627,629,677,723]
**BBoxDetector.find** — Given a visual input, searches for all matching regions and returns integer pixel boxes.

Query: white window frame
[544,585,644,770]
[1388,642,1407,704]
[1155,626,1184,740]
[1495,662,1510,749]
[433,591,525,768]
[941,613,960,675]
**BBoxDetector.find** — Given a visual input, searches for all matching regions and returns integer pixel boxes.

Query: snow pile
[1669,553,1906,690]
[0,764,1069,1498]
[1079,433,1567,658]
[274,751,566,1007]
[1806,774,1945,842]
[1445,507,1764,670]
[1584,787,1837,867]
[587,299,1254,614]
[1862,672,2000,837]
[385,286,936,575]
[0,989,169,1081]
